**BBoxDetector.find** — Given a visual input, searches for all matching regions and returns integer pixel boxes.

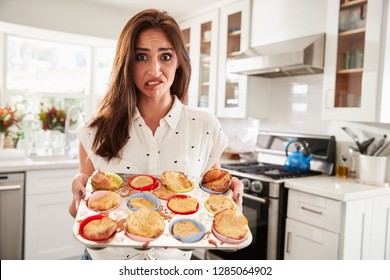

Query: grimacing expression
[132,29,179,99]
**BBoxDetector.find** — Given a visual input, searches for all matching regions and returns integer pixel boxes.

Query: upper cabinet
[180,11,219,113]
[180,0,251,118]
[250,0,327,47]
[217,0,251,118]
[322,0,387,122]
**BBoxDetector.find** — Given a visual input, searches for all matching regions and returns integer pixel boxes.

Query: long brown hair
[89,9,191,161]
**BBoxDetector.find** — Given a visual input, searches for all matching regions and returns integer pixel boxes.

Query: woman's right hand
[69,173,90,218]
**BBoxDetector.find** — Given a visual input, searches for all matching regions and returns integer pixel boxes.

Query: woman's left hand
[229,177,243,206]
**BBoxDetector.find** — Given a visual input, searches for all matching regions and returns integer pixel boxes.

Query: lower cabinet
[24,168,84,260]
[370,195,390,259]
[285,218,339,260]
[285,189,390,260]
[341,195,390,259]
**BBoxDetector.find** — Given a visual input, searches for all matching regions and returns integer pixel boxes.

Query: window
[94,47,115,98]
[7,36,91,95]
[0,24,116,153]
[0,27,116,118]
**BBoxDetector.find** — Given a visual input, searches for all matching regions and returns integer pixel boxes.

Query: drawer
[26,168,78,195]
[287,189,341,233]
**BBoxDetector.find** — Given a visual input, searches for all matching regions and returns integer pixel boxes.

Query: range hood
[226,33,325,78]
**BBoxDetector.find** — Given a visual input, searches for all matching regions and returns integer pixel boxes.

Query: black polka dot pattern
[87,102,229,175]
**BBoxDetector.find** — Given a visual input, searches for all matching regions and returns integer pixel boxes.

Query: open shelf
[341,0,367,9]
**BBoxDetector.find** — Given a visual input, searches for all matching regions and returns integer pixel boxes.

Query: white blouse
[77,96,228,178]
[76,96,229,260]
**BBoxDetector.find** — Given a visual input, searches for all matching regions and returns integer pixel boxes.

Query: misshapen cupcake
[212,209,248,243]
[201,169,232,193]
[160,171,194,193]
[91,169,123,191]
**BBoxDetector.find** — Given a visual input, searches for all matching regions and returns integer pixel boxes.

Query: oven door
[206,193,268,260]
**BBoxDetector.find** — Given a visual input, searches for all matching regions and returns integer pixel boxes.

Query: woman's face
[133,29,179,99]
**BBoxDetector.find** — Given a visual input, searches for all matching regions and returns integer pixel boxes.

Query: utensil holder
[359,154,388,185]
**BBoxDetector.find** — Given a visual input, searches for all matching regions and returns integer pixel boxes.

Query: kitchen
[1,0,390,261]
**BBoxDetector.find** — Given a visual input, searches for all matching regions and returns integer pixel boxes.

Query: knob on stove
[240,178,251,192]
[250,180,263,194]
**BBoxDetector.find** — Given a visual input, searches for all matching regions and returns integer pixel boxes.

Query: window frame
[0,21,116,119]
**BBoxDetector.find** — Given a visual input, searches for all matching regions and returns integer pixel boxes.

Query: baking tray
[73,173,252,251]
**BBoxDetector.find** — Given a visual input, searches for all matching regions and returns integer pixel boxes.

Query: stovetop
[221,161,322,180]
[221,130,336,181]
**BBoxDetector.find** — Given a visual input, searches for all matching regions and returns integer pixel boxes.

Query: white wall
[0,0,131,39]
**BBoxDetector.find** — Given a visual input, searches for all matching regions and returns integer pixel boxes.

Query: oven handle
[0,184,22,191]
[242,193,268,204]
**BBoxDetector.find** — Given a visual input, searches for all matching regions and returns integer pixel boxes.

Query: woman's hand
[69,173,89,218]
[229,176,244,206]
[210,160,243,206]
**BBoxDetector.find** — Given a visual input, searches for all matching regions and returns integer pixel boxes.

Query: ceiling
[81,0,234,20]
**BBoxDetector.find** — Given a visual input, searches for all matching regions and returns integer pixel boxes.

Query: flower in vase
[0,105,19,134]
[39,106,67,133]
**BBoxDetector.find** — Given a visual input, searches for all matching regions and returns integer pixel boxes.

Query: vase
[0,133,5,149]
[44,130,65,155]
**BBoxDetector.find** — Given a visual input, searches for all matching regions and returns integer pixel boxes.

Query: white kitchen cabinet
[370,195,390,259]
[342,194,390,259]
[340,197,373,259]
[284,190,341,260]
[250,0,327,47]
[24,168,83,259]
[285,189,390,260]
[285,218,339,260]
[180,0,253,118]
[322,0,387,122]
[217,0,251,118]
[180,10,219,113]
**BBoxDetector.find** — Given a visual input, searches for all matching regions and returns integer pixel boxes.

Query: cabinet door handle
[301,206,323,215]
[286,232,292,254]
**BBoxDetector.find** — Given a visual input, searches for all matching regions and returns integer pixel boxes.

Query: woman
[69,9,243,260]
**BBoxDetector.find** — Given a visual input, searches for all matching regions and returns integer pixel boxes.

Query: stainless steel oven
[206,174,288,260]
[205,131,336,260]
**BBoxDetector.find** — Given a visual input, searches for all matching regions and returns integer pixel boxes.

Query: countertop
[285,176,390,202]
[2,155,389,203]
[0,158,79,173]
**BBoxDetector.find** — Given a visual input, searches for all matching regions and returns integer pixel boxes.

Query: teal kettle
[284,139,312,173]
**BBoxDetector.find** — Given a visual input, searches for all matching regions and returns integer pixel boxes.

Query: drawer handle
[301,206,323,215]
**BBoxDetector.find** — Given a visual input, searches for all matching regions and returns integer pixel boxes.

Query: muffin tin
[73,174,252,251]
